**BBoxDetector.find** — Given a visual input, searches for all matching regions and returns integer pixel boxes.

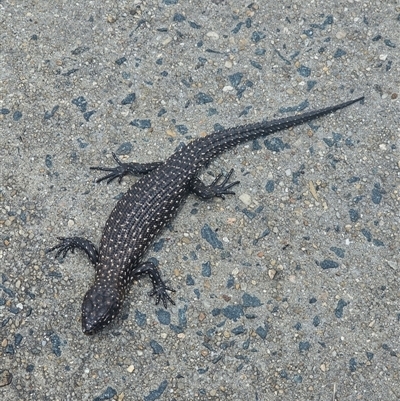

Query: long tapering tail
[194,96,364,163]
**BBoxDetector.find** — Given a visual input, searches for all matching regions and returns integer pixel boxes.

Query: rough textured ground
[1,1,399,400]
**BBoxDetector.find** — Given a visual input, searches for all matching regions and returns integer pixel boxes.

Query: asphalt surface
[1,1,399,400]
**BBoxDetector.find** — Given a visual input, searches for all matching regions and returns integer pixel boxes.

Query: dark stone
[14,333,23,346]
[226,275,235,288]
[189,21,202,29]
[228,72,243,88]
[347,176,360,183]
[371,183,384,204]
[264,137,290,152]
[330,247,345,258]
[349,209,360,222]
[186,274,195,286]
[307,80,317,91]
[201,261,211,277]
[144,380,168,401]
[44,105,59,119]
[279,99,309,113]
[294,322,302,330]
[251,31,266,43]
[334,48,346,58]
[130,119,151,129]
[211,308,221,317]
[71,46,89,55]
[156,309,171,325]
[372,239,384,247]
[242,293,262,308]
[72,96,87,112]
[320,259,339,269]
[173,13,186,22]
[121,93,136,105]
[384,39,396,48]
[13,111,22,121]
[135,310,147,327]
[178,306,187,328]
[152,238,165,252]
[201,224,223,249]
[116,142,133,155]
[175,124,188,135]
[150,340,164,354]
[115,57,127,65]
[50,333,62,357]
[335,299,348,318]
[265,180,275,193]
[239,105,252,116]
[254,49,267,56]
[255,324,268,339]
[195,92,213,104]
[45,155,53,168]
[299,341,310,352]
[349,357,357,372]
[222,305,244,321]
[361,228,372,242]
[242,209,256,219]
[26,364,35,372]
[83,110,96,121]
[232,22,244,34]
[297,65,311,77]
[93,386,117,401]
[250,60,262,70]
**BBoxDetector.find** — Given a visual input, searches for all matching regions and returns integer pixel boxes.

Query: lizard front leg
[47,237,99,265]
[131,260,175,308]
[90,152,163,184]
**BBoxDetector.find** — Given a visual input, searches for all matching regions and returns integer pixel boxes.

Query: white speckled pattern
[49,97,364,334]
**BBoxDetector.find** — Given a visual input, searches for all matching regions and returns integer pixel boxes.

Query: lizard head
[81,284,123,335]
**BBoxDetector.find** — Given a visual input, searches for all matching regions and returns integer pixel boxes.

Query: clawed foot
[208,169,240,199]
[46,237,79,259]
[90,152,133,184]
[47,236,99,264]
[132,260,176,308]
[149,285,176,308]
[90,153,163,184]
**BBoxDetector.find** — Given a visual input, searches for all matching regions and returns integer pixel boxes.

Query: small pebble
[239,193,252,206]
[336,31,347,39]
[206,31,219,40]
[0,369,12,387]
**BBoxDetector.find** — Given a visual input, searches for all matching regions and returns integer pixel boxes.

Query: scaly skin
[48,96,364,334]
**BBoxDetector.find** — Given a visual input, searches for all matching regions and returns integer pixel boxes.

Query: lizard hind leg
[191,169,240,200]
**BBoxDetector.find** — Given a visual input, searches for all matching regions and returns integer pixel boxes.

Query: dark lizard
[48,96,364,334]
